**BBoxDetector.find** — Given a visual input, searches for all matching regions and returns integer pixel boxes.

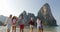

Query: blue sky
[0,0,60,25]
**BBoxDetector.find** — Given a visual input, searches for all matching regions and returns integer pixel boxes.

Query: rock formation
[37,3,57,26]
[19,11,36,26]
[18,3,57,26]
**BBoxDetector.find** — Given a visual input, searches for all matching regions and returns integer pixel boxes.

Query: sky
[0,0,60,25]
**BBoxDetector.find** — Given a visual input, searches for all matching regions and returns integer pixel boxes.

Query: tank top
[12,19,16,25]
[37,19,41,27]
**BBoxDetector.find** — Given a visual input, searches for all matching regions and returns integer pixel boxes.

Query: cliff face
[37,3,57,26]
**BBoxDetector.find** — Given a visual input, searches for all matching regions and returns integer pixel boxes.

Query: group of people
[29,17,43,32]
[5,14,43,32]
[5,15,17,32]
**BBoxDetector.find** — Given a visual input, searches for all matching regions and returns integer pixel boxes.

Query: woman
[29,17,34,32]
[36,17,43,32]
[12,16,17,32]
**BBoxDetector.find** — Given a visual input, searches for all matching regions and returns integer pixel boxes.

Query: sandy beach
[0,26,57,32]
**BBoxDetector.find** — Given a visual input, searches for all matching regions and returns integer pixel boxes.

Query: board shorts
[30,25,33,28]
[7,24,11,30]
[37,25,43,29]
[20,24,24,29]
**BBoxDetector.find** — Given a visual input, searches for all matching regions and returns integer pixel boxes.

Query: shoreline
[0,26,59,32]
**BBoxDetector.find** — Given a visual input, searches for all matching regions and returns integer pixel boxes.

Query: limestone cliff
[37,3,57,26]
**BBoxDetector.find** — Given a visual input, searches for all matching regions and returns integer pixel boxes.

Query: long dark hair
[12,16,17,21]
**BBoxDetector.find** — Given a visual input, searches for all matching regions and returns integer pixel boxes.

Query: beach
[0,26,59,32]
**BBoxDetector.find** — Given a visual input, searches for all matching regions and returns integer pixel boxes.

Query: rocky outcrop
[18,3,57,26]
[37,3,57,26]
[0,15,8,26]
[19,11,36,26]
[0,15,7,23]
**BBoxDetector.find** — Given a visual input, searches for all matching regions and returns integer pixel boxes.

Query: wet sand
[0,26,57,32]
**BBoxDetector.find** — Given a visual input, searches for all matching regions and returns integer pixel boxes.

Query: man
[18,15,24,32]
[29,17,34,32]
[5,15,12,32]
